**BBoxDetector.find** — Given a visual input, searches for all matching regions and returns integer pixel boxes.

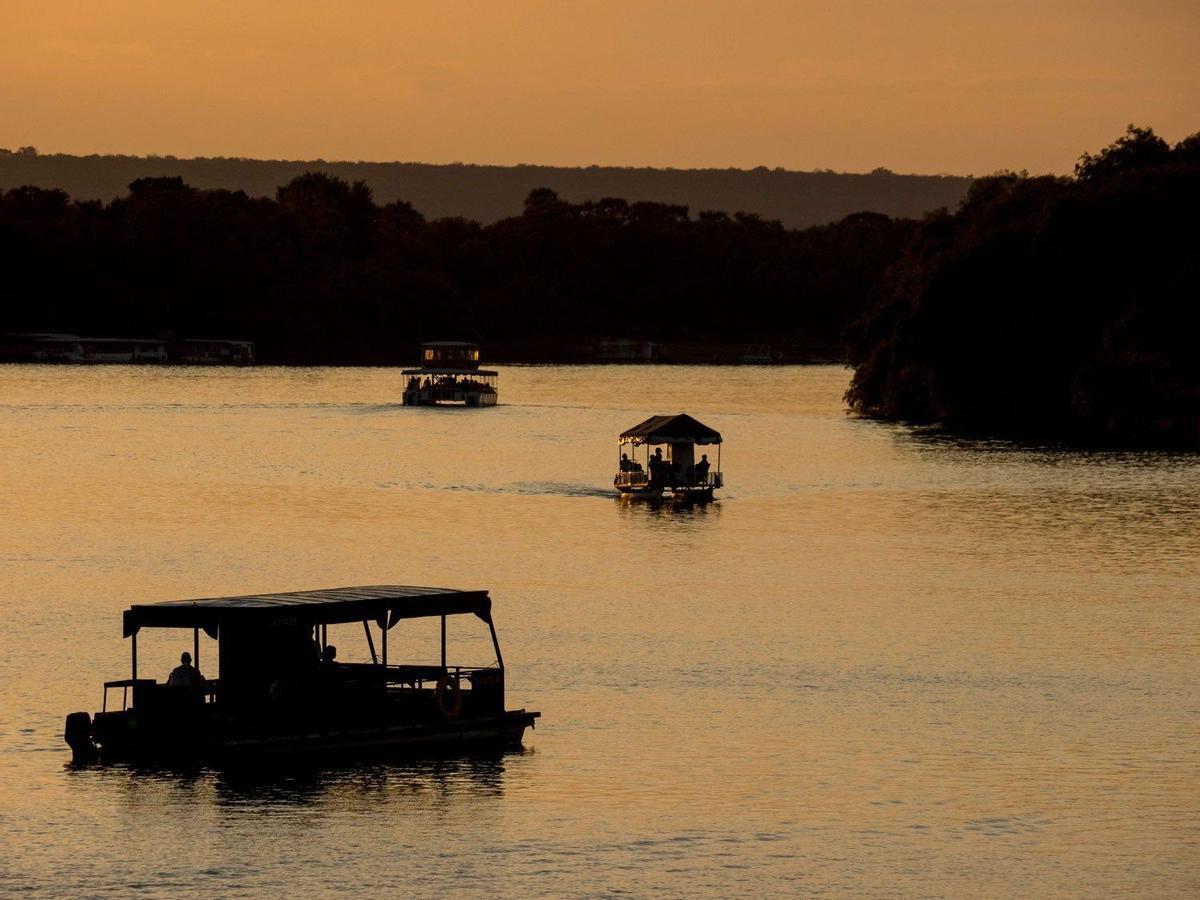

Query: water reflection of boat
[402,341,498,407]
[64,586,539,765]
[614,414,724,503]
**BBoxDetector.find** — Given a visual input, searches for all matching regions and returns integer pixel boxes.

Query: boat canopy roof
[421,341,478,348]
[123,585,491,636]
[401,368,498,376]
[619,413,722,446]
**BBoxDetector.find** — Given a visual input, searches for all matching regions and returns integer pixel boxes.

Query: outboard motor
[64,711,98,764]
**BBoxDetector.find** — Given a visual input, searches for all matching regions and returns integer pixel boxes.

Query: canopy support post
[131,632,138,681]
[488,620,505,670]
[441,615,447,670]
[362,620,378,664]
[382,617,387,668]
[193,627,199,672]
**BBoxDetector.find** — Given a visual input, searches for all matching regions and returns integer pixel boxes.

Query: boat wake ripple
[410,480,613,499]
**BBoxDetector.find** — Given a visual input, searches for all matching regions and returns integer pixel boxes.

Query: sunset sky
[4,1,1197,174]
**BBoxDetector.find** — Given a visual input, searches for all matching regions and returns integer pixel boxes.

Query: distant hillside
[0,151,972,228]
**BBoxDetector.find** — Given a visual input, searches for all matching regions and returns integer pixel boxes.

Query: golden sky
[3,1,1197,174]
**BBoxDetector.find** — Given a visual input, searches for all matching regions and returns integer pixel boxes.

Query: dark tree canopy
[0,171,912,364]
[1074,125,1172,182]
[848,127,1200,448]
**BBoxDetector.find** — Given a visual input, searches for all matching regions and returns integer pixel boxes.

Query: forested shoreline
[0,176,911,364]
[2,126,1197,446]
[846,126,1200,448]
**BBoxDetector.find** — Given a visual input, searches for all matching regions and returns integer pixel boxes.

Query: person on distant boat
[694,454,711,483]
[167,651,204,687]
[648,448,667,485]
[317,644,342,700]
[620,453,634,472]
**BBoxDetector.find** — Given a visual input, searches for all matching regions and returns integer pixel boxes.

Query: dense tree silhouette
[7,125,1191,445]
[0,173,911,364]
[847,126,1200,448]
[1074,125,1171,182]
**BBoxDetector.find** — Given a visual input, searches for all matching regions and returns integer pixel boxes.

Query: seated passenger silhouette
[167,651,204,687]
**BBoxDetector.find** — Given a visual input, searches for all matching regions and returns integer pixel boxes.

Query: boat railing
[407,382,496,401]
[334,662,498,690]
[615,470,649,487]
[102,678,218,712]
[619,470,722,489]
[666,470,721,489]
[380,663,498,690]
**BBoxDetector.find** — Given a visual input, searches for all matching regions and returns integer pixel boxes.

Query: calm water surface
[0,365,1196,897]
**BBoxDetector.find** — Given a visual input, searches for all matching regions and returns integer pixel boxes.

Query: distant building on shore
[597,339,659,362]
[171,339,255,365]
[0,333,254,365]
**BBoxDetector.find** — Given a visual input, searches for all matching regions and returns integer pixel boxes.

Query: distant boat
[0,333,253,365]
[402,341,498,407]
[614,413,724,503]
[173,339,255,365]
[64,585,540,764]
[597,338,658,362]
[741,344,782,364]
[15,335,170,364]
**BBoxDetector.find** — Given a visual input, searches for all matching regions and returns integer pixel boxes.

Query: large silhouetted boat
[401,341,498,407]
[614,414,724,502]
[64,585,539,764]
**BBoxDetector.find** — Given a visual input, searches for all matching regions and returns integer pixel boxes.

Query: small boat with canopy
[64,585,539,764]
[614,414,724,502]
[402,341,498,407]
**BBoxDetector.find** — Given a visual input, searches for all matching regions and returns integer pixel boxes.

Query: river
[0,364,1195,897]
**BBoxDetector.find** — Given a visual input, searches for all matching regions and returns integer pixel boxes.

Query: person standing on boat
[695,454,711,483]
[648,448,666,486]
[167,651,204,687]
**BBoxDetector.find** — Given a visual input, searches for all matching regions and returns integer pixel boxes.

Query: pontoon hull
[69,709,539,765]
[615,485,715,503]
[221,711,537,761]
[402,390,498,407]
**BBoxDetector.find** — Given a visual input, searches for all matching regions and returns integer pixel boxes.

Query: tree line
[846,125,1200,448]
[3,125,1196,446]
[0,175,912,363]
